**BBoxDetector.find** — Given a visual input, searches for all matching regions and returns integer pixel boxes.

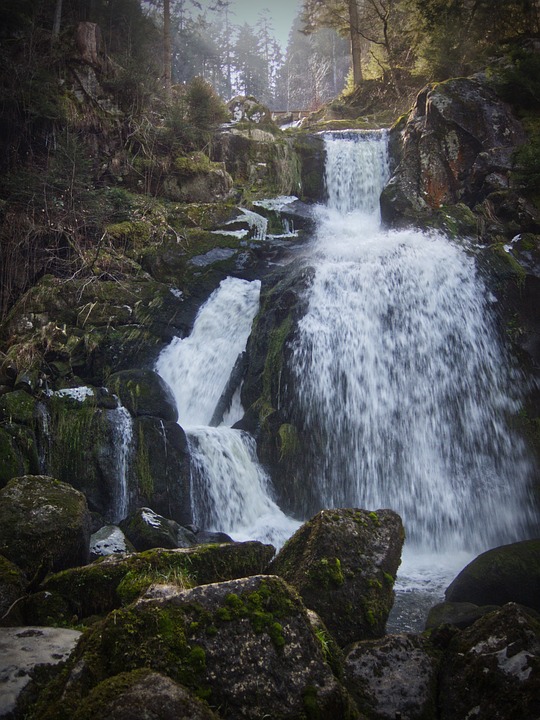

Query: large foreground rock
[29,575,357,720]
[445,539,540,612]
[0,476,91,577]
[439,603,540,720]
[344,634,440,720]
[270,508,404,646]
[0,626,82,718]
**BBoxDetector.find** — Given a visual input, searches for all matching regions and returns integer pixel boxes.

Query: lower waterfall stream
[156,130,537,630]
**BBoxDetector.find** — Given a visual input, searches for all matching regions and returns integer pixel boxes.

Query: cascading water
[156,276,300,547]
[106,404,133,523]
[289,130,537,627]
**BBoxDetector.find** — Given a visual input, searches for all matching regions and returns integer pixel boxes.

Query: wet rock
[439,603,540,720]
[39,542,275,621]
[269,508,404,646]
[120,507,196,552]
[445,539,540,612]
[293,133,326,202]
[106,369,178,422]
[32,575,357,719]
[70,670,220,720]
[344,633,439,720]
[0,626,82,718]
[0,475,91,577]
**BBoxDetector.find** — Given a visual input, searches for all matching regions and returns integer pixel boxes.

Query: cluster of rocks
[0,471,539,720]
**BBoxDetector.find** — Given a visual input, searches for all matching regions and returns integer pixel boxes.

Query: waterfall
[106,403,133,523]
[289,130,537,626]
[156,277,300,548]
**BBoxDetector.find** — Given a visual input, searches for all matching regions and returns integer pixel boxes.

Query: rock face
[89,525,135,561]
[438,603,540,720]
[445,538,540,612]
[269,509,404,646]
[0,475,91,577]
[0,555,26,625]
[31,575,357,720]
[106,369,178,422]
[344,633,439,720]
[0,626,82,719]
[381,76,526,229]
[425,601,500,631]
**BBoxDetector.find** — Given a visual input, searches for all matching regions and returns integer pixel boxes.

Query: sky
[199,0,302,50]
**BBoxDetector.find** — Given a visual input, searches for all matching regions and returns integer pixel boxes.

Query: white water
[107,403,133,523]
[156,277,300,548]
[290,130,537,624]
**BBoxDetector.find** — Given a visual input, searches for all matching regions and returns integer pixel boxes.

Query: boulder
[344,633,440,720]
[70,670,219,720]
[31,575,357,719]
[425,601,500,631]
[0,627,81,718]
[439,603,540,720]
[89,525,135,561]
[106,369,178,422]
[120,507,196,552]
[0,475,91,577]
[39,541,275,621]
[269,508,404,646]
[445,539,540,612]
[381,75,526,231]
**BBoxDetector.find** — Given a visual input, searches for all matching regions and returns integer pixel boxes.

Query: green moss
[135,424,153,500]
[302,685,322,720]
[492,243,527,288]
[308,557,345,589]
[174,152,219,177]
[278,423,300,460]
[105,221,152,249]
[262,315,293,415]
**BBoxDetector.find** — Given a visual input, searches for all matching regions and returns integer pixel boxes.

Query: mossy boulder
[120,507,196,552]
[445,539,540,612]
[106,369,178,422]
[39,542,275,622]
[438,603,540,720]
[0,422,40,489]
[0,475,91,577]
[269,508,405,647]
[292,133,326,202]
[29,575,357,720]
[344,633,440,720]
[70,669,219,720]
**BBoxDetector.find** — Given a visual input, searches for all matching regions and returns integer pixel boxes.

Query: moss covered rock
[0,554,26,626]
[344,633,440,720]
[39,541,275,622]
[29,575,358,720]
[445,539,540,612]
[71,669,219,720]
[425,601,501,631]
[439,603,540,720]
[270,509,404,647]
[0,475,91,577]
[120,507,196,552]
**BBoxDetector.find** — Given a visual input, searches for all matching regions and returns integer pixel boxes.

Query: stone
[0,475,91,578]
[32,575,357,719]
[425,601,501,631]
[344,633,439,720]
[269,508,405,646]
[120,507,196,552]
[0,555,26,626]
[0,626,82,718]
[89,525,135,561]
[439,603,540,720]
[70,670,219,720]
[445,539,540,612]
[106,369,178,422]
[39,541,275,622]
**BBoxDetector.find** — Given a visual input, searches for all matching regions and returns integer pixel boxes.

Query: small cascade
[106,403,133,523]
[156,277,300,548]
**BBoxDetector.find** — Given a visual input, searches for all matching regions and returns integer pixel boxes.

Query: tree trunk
[163,0,172,101]
[348,0,363,86]
[52,0,63,42]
